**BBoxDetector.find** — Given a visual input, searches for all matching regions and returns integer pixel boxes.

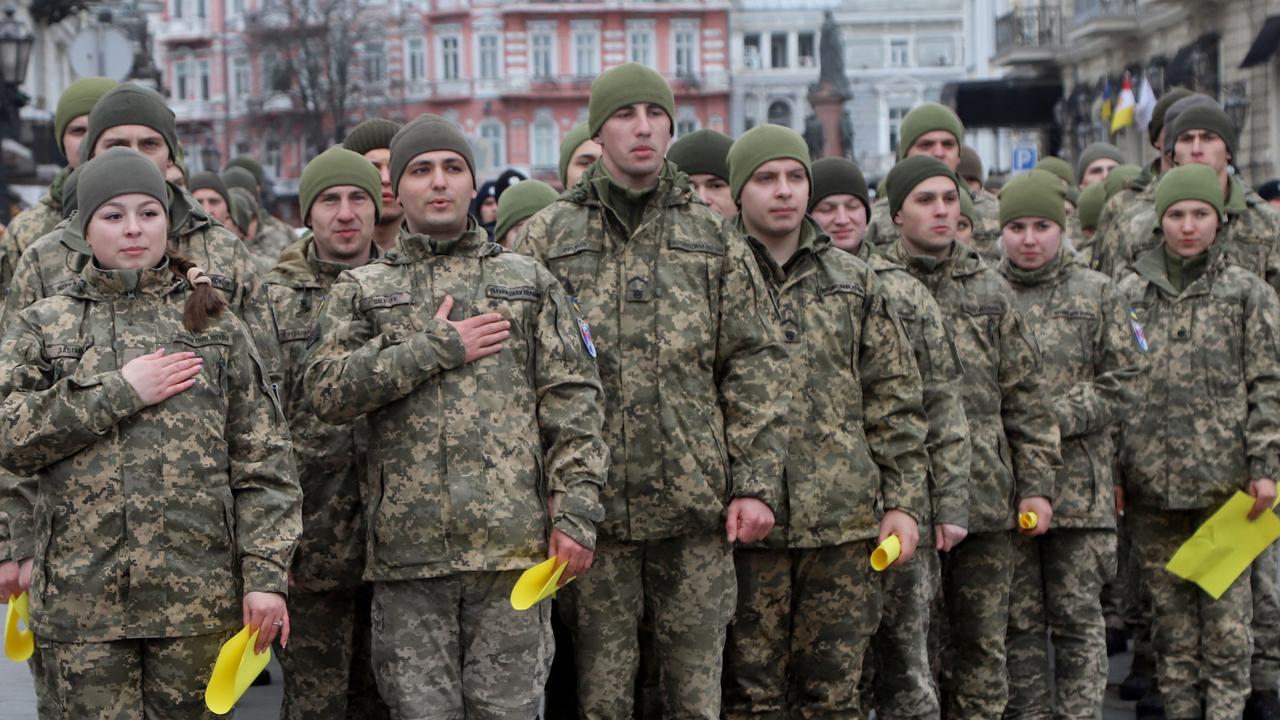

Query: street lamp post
[0,6,34,226]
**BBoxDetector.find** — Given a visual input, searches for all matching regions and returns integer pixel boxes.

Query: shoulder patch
[358,292,413,311]
[486,285,542,302]
[1127,308,1149,352]
[669,237,726,256]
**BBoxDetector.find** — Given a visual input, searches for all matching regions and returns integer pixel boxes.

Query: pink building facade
[156,0,731,202]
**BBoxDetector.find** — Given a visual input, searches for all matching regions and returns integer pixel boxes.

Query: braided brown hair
[165,252,227,333]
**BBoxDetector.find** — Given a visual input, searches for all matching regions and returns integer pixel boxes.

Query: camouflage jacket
[303,224,608,581]
[745,219,928,548]
[866,188,1003,261]
[888,239,1061,532]
[254,213,297,271]
[513,160,790,542]
[0,260,300,642]
[1090,160,1158,278]
[265,238,377,591]
[855,240,972,529]
[1116,245,1280,510]
[0,168,70,301]
[1000,251,1147,528]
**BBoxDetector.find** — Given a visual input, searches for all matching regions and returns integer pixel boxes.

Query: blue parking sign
[1012,144,1039,172]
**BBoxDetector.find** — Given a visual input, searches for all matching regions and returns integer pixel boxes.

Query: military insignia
[570,296,597,358]
[1128,308,1148,352]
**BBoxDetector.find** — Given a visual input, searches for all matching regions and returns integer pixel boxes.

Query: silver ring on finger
[272,620,284,626]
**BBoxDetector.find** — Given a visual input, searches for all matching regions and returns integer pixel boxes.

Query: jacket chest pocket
[172,331,233,401]
[46,339,102,381]
[359,292,422,343]
[1194,298,1245,397]
[956,301,1003,383]
[815,282,866,367]
[1047,308,1099,381]
[545,239,605,303]
[473,284,540,371]
[653,239,721,356]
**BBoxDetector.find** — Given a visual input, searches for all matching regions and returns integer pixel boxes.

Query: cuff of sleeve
[1017,472,1055,503]
[933,500,970,530]
[241,556,290,597]
[885,505,920,525]
[1250,460,1280,482]
[553,513,597,551]
[423,318,466,370]
[91,371,147,433]
[552,487,604,524]
[730,474,781,516]
[0,534,34,565]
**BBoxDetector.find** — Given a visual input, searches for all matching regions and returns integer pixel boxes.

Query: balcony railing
[1071,0,1140,39]
[154,16,212,43]
[995,6,1063,55]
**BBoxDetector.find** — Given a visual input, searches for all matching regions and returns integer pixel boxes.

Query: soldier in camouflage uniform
[996,174,1147,720]
[267,147,390,720]
[864,104,1002,261]
[514,64,790,719]
[811,156,972,720]
[719,125,929,717]
[225,156,297,264]
[0,148,301,717]
[666,128,736,219]
[303,114,609,719]
[342,118,405,253]
[0,77,116,298]
[882,156,1061,719]
[1116,164,1280,720]
[1076,142,1125,190]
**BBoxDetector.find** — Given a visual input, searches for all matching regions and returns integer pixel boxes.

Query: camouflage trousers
[557,533,736,720]
[939,529,1013,720]
[1004,529,1117,720]
[276,584,389,720]
[1251,542,1280,691]
[34,630,230,719]
[1130,507,1253,719]
[370,573,553,720]
[722,541,883,718]
[863,546,942,720]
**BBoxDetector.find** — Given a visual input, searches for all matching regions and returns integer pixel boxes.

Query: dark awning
[1241,16,1280,68]
[941,78,1063,128]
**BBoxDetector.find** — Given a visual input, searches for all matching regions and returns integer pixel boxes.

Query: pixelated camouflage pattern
[999,250,1146,528]
[266,237,376,592]
[303,223,608,581]
[513,160,791,542]
[939,527,1015,718]
[1089,162,1157,278]
[887,239,1060,532]
[855,241,972,531]
[254,212,297,270]
[745,219,928,546]
[0,260,300,642]
[1116,245,1280,510]
[864,547,942,720]
[865,187,1003,261]
[0,168,68,299]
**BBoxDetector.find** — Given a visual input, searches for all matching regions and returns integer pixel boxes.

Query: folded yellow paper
[1166,491,1280,600]
[4,592,33,662]
[205,626,272,714]
[511,557,573,611]
[871,535,901,572]
[1019,511,1039,530]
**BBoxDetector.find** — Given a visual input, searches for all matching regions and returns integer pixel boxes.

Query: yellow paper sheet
[205,626,271,715]
[1166,491,1280,600]
[510,557,574,611]
[4,592,33,662]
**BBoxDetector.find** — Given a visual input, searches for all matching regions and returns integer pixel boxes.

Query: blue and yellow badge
[1128,308,1148,352]
[571,297,597,358]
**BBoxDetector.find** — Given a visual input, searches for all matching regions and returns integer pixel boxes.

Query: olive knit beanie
[1155,164,1225,225]
[55,77,118,157]
[81,83,179,165]
[77,147,169,237]
[1103,164,1143,200]
[343,118,402,156]
[1034,157,1073,187]
[587,63,676,138]
[189,171,232,211]
[667,128,733,182]
[1148,87,1193,146]
[558,122,593,187]
[897,103,965,161]
[299,146,384,226]
[727,124,812,203]
[1075,142,1124,185]
[495,180,559,242]
[1166,103,1238,162]
[958,186,977,225]
[389,113,476,193]
[225,156,266,187]
[998,172,1067,228]
[957,146,984,184]
[1076,181,1106,231]
[227,186,257,234]
[222,166,258,195]
[809,157,869,218]
[886,155,959,218]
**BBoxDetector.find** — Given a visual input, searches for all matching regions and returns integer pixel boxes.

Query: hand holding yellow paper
[1019,512,1039,530]
[4,592,33,662]
[1166,491,1280,600]
[205,626,272,714]
[870,535,901,572]
[511,557,574,611]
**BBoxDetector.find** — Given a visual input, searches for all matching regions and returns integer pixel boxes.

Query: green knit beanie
[227,186,257,234]
[1103,164,1142,200]
[1149,87,1193,146]
[60,165,83,220]
[1155,164,1225,226]
[1034,157,1073,187]
[809,157,869,218]
[886,155,959,218]
[588,62,676,138]
[1166,103,1238,162]
[957,146,984,183]
[189,171,232,211]
[299,146,384,227]
[667,129,733,182]
[81,83,179,165]
[958,187,976,225]
[55,77,117,158]
[77,147,169,237]
[495,180,559,242]
[558,122,593,187]
[727,124,812,203]
[999,173,1067,228]
[343,118,402,156]
[1075,142,1124,185]
[1076,181,1106,231]
[222,166,258,195]
[897,103,965,161]
[225,156,265,187]
[1161,95,1218,150]
[389,113,476,193]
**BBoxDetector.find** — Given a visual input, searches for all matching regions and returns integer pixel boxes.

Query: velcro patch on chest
[174,330,233,347]
[1052,309,1098,321]
[547,241,598,259]
[486,285,542,302]
[358,292,414,312]
[669,238,726,256]
[277,326,313,343]
[46,342,90,360]
[206,274,236,293]
[819,283,865,298]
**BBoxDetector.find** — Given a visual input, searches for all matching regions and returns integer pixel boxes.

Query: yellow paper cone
[511,557,573,611]
[205,626,272,715]
[1019,511,1039,530]
[871,535,901,572]
[4,592,33,662]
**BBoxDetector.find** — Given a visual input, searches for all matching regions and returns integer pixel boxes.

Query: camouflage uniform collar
[999,247,1069,287]
[398,220,499,261]
[77,256,182,299]
[308,235,380,279]
[571,159,689,209]
[58,220,92,256]
[168,183,213,238]
[42,166,72,214]
[890,237,984,278]
[1131,242,1223,297]
[1225,175,1249,214]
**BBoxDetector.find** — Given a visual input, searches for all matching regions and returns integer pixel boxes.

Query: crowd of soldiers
[0,60,1279,720]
